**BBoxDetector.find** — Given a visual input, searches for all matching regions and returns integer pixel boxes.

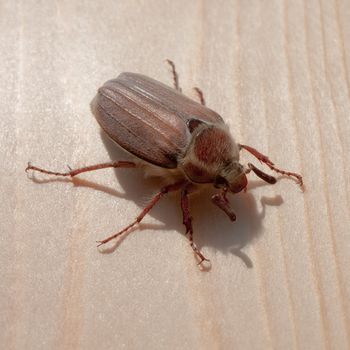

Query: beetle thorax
[180,125,240,184]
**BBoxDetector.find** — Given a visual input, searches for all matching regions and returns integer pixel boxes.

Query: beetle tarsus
[96,218,137,246]
[181,185,210,265]
[25,162,31,173]
[25,161,137,178]
[195,250,211,265]
[240,144,304,187]
[25,163,72,177]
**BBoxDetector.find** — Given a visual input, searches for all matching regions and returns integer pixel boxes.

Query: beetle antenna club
[26,61,303,268]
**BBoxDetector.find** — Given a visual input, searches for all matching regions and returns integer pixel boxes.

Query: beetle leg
[165,59,181,92]
[26,161,136,177]
[181,184,210,264]
[239,144,303,187]
[211,189,237,222]
[193,87,206,106]
[97,181,186,246]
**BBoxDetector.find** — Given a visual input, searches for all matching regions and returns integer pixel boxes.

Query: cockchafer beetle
[26,60,303,265]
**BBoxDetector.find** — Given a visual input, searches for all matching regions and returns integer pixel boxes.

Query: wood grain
[1,0,350,349]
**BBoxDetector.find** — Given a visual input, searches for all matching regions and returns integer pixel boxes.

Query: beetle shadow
[100,131,284,268]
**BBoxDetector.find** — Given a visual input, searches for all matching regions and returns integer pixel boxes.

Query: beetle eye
[214,176,228,188]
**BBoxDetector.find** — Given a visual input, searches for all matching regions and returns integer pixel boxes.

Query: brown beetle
[26,60,303,265]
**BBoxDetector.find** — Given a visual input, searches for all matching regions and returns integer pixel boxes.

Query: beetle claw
[25,162,32,172]
[96,240,104,247]
[197,255,211,271]
[197,257,210,265]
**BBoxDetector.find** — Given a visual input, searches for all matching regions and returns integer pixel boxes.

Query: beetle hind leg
[165,59,206,106]
[181,185,210,265]
[193,87,206,106]
[165,59,181,92]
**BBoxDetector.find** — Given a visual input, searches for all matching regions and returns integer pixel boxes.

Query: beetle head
[214,162,248,193]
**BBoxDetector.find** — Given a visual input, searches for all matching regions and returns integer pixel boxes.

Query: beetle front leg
[97,181,186,246]
[26,161,136,177]
[239,144,304,188]
[211,189,236,222]
[181,185,210,265]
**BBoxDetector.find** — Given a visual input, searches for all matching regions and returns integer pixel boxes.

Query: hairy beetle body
[91,72,247,192]
[27,61,303,267]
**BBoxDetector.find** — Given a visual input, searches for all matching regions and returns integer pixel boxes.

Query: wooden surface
[1,1,350,349]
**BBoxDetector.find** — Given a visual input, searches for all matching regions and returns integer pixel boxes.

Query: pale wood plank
[1,1,349,349]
